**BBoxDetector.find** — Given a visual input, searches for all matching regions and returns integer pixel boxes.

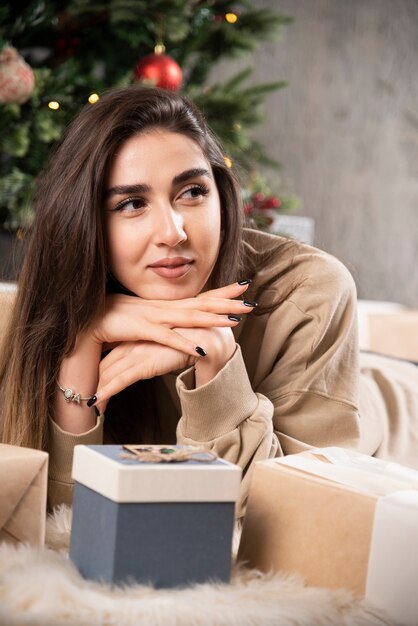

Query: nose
[154,204,187,248]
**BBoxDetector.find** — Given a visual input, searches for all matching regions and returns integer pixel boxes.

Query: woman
[1,86,417,516]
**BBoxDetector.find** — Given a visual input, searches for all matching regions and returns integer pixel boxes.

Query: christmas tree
[0,0,293,231]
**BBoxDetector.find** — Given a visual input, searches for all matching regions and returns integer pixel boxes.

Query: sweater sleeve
[47,414,104,509]
[176,345,279,518]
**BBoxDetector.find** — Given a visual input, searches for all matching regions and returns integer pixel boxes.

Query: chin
[135,282,201,301]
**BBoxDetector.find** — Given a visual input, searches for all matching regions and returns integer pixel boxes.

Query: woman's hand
[90,281,253,358]
[94,340,195,413]
[54,281,256,426]
[177,326,237,387]
[93,326,237,413]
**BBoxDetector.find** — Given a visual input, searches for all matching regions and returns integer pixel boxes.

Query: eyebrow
[105,168,212,198]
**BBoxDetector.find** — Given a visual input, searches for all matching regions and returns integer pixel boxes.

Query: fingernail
[228,315,242,322]
[195,346,207,357]
[87,395,97,407]
[244,300,258,307]
[238,278,252,285]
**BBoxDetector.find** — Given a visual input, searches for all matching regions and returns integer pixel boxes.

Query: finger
[95,352,196,410]
[98,341,155,379]
[93,358,150,412]
[144,282,251,311]
[100,354,146,391]
[99,344,185,386]
[155,307,254,327]
[95,366,139,412]
[142,293,257,318]
[107,298,254,329]
[99,343,132,377]
[96,399,109,414]
[114,319,208,358]
[197,281,251,300]
[179,297,257,316]
[110,283,249,312]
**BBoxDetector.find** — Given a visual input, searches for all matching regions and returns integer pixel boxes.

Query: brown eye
[180,184,210,200]
[113,197,146,212]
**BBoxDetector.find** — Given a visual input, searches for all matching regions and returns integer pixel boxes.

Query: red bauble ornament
[0,46,35,105]
[134,53,182,91]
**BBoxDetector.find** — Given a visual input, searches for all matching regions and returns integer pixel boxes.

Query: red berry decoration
[253,192,265,203]
[243,202,254,215]
[260,196,281,210]
[134,53,183,91]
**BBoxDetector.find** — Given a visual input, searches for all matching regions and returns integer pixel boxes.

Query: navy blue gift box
[69,445,241,588]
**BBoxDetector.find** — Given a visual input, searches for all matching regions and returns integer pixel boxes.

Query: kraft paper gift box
[0,443,48,546]
[238,447,418,626]
[70,444,242,588]
[368,310,418,362]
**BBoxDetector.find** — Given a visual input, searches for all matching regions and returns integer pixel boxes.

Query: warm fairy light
[154,43,166,54]
[48,101,60,110]
[88,93,100,104]
[224,156,233,168]
[225,12,238,23]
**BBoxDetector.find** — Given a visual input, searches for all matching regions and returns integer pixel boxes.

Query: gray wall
[216,0,418,306]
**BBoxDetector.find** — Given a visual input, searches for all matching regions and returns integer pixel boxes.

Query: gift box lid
[72,445,242,503]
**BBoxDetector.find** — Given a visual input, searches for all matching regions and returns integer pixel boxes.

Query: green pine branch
[0,0,294,229]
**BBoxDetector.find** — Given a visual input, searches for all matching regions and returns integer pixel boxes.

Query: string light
[88,93,100,104]
[224,156,233,168]
[225,13,238,23]
[48,101,60,110]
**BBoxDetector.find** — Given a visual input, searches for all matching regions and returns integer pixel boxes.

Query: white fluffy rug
[0,506,393,626]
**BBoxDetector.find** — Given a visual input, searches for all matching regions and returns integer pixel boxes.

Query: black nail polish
[244,300,258,307]
[195,346,207,357]
[228,315,242,322]
[238,278,252,285]
[87,395,97,407]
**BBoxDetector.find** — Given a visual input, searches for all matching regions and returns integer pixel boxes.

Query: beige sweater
[5,229,418,515]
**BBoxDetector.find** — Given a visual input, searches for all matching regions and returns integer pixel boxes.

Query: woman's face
[104,130,222,300]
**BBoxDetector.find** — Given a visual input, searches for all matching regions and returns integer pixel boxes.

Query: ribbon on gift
[121,445,218,463]
[276,446,418,496]
[367,490,418,625]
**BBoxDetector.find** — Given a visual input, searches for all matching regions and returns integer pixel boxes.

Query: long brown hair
[0,85,247,449]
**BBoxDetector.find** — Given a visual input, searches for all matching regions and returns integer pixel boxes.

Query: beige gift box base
[238,448,418,625]
[239,460,374,595]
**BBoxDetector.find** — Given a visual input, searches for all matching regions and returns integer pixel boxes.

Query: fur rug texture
[0,506,394,626]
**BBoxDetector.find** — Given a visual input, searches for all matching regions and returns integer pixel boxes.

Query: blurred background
[0,0,417,306]
[217,0,418,307]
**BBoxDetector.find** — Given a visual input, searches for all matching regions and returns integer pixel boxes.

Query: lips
[148,257,194,279]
